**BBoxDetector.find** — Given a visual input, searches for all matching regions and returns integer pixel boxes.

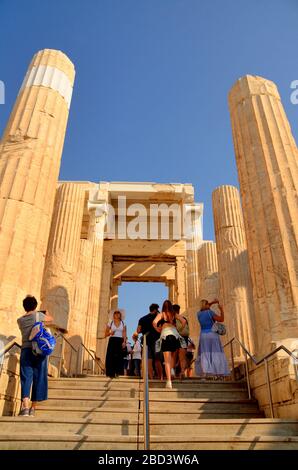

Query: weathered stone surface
[213,185,257,356]
[190,241,219,352]
[0,49,75,339]
[229,75,298,355]
[41,182,85,331]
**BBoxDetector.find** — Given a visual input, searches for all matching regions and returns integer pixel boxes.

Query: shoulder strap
[208,310,215,323]
[36,311,40,322]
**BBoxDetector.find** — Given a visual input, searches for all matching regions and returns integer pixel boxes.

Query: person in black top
[136,304,163,380]
[153,300,186,388]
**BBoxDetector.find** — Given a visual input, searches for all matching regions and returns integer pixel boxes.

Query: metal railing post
[69,347,73,378]
[264,358,274,418]
[245,352,251,399]
[230,340,236,381]
[143,333,150,451]
[76,344,81,377]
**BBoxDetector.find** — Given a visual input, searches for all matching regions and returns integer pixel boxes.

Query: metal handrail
[0,340,22,377]
[55,333,105,377]
[80,343,105,375]
[0,335,106,379]
[54,333,79,377]
[223,336,298,417]
[0,339,22,356]
[89,349,105,374]
[142,333,150,450]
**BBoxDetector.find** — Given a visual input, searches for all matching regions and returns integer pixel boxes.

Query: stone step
[35,409,263,419]
[37,398,260,415]
[0,434,139,450]
[48,388,140,399]
[0,417,296,437]
[40,398,139,409]
[48,381,247,391]
[0,417,139,435]
[0,433,297,450]
[47,388,249,400]
[149,435,298,450]
[142,399,261,414]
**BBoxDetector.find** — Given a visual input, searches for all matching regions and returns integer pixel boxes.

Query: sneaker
[29,407,35,417]
[170,368,175,378]
[19,408,30,417]
[165,380,172,389]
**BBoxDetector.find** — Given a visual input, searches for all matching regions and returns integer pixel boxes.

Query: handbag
[155,338,161,353]
[209,311,226,336]
[176,316,190,337]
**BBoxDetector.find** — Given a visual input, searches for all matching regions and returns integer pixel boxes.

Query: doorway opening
[118,282,168,342]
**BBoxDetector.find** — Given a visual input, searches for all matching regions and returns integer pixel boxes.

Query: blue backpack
[29,311,56,356]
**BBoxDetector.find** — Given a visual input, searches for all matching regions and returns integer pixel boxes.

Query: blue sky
[1,0,298,339]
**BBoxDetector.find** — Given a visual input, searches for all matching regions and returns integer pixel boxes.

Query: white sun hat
[109,308,126,321]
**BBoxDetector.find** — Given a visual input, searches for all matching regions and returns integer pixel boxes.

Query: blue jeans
[20,347,48,401]
[133,359,141,376]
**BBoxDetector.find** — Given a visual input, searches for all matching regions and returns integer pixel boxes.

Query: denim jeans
[133,359,141,376]
[20,347,48,401]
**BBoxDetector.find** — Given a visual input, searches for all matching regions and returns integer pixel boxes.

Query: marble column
[84,214,105,353]
[41,183,85,331]
[175,256,187,315]
[193,241,220,351]
[110,280,120,311]
[96,253,113,363]
[229,75,298,354]
[197,241,219,302]
[0,49,75,339]
[213,185,257,356]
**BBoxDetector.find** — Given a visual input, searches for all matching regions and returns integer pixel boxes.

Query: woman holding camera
[195,299,230,379]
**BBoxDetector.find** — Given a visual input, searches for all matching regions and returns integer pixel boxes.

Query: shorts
[161,335,181,352]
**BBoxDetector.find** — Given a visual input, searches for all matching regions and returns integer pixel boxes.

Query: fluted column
[175,256,187,315]
[110,280,120,310]
[167,281,176,303]
[213,185,257,356]
[41,183,85,330]
[84,214,105,352]
[197,241,219,301]
[229,75,298,354]
[96,253,113,363]
[70,214,95,346]
[193,241,220,350]
[0,49,75,338]
[186,204,203,310]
